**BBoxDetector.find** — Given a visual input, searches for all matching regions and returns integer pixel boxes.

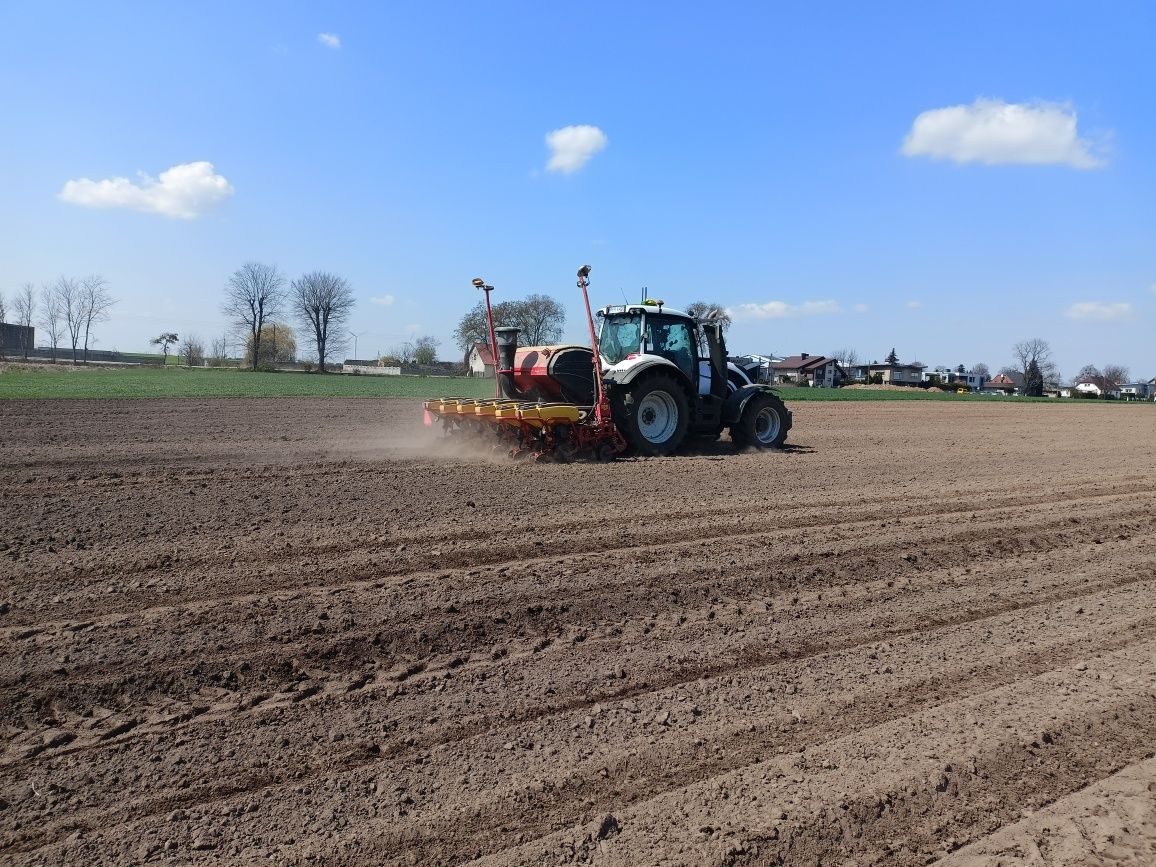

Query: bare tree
[1101,364,1130,391]
[39,283,63,361]
[13,283,36,359]
[0,289,6,359]
[54,276,84,363]
[831,347,859,368]
[973,362,991,377]
[179,334,205,366]
[80,275,115,363]
[210,336,229,366]
[291,272,354,372]
[390,341,417,364]
[516,294,566,345]
[686,301,733,332]
[150,332,179,364]
[1011,338,1058,391]
[453,294,566,359]
[222,262,285,370]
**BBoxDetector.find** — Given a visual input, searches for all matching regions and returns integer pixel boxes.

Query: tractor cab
[597,301,732,399]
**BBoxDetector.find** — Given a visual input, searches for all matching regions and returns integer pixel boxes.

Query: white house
[1074,378,1102,396]
[468,342,496,377]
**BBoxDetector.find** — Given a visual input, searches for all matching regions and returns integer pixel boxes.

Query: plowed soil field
[2,399,1155,866]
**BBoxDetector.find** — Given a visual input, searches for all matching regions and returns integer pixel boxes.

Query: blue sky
[2,1,1153,378]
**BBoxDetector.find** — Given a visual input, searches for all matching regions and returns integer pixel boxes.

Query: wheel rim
[637,390,679,443]
[753,405,781,444]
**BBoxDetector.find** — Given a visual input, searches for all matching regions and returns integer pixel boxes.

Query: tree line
[0,277,115,363]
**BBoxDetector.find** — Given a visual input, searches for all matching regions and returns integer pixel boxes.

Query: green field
[0,365,1140,404]
[0,366,496,399]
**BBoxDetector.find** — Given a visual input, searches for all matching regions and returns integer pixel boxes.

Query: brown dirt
[1,398,1154,866]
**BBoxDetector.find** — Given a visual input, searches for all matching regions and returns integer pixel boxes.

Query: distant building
[468,342,496,377]
[1074,378,1103,397]
[922,367,988,391]
[0,322,34,357]
[984,373,1019,395]
[847,361,927,387]
[770,353,843,387]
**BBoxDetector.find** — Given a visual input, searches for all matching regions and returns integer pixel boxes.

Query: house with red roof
[770,353,844,387]
[468,342,496,377]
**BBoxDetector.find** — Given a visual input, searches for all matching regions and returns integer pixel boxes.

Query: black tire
[613,374,689,456]
[731,392,790,449]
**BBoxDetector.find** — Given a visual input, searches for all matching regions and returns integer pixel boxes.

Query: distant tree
[885,348,899,365]
[223,262,286,369]
[39,283,63,362]
[1024,359,1044,396]
[516,294,567,344]
[455,300,512,359]
[179,334,205,366]
[413,335,440,365]
[13,283,36,359]
[209,336,229,366]
[0,289,6,359]
[685,301,733,332]
[291,271,355,372]
[55,276,84,363]
[453,294,566,359]
[973,362,991,377]
[955,363,966,374]
[390,341,416,364]
[80,275,115,363]
[1101,364,1129,391]
[1012,338,1058,392]
[151,332,179,364]
[245,322,296,365]
[831,347,859,369]
[1076,364,1102,385]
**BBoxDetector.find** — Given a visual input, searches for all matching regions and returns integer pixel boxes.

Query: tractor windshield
[598,314,642,364]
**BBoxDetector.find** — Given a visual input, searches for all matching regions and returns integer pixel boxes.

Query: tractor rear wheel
[732,392,789,449]
[616,374,689,456]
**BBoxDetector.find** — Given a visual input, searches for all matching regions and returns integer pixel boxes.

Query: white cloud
[901,99,1105,169]
[370,294,395,306]
[404,323,421,334]
[318,33,341,49]
[730,300,842,322]
[906,300,923,309]
[853,303,869,314]
[59,161,233,219]
[545,125,607,174]
[1064,301,1133,321]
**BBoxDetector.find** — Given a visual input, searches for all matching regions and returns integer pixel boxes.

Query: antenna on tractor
[473,276,500,398]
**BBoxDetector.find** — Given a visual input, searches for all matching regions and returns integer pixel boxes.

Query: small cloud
[901,99,1106,169]
[1064,301,1133,321]
[59,161,234,219]
[545,125,607,174]
[906,300,923,309]
[853,303,869,314]
[370,294,395,306]
[318,32,341,49]
[730,300,842,322]
[404,323,420,334]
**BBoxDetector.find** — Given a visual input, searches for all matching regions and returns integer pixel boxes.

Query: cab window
[645,316,697,381]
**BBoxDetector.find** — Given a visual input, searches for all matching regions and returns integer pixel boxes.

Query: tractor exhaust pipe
[494,326,522,399]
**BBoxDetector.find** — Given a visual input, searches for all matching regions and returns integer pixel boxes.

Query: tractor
[423,265,791,459]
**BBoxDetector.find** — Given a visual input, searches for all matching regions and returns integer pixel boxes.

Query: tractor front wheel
[616,374,689,456]
[731,392,789,449]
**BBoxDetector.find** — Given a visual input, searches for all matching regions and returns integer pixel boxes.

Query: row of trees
[0,277,116,363]
[220,263,353,371]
